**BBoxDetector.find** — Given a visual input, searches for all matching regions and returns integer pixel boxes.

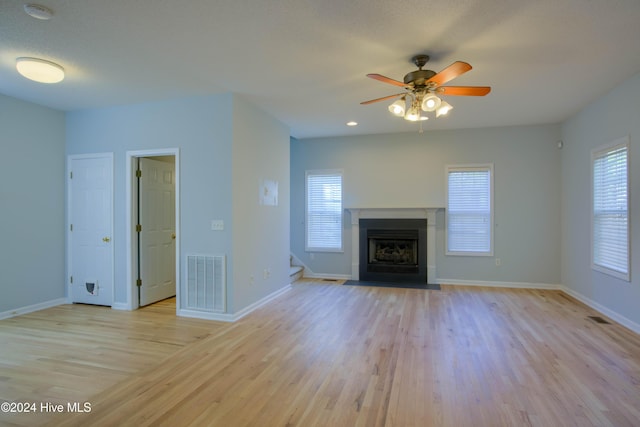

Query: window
[306,170,343,252]
[592,138,629,281]
[446,164,493,255]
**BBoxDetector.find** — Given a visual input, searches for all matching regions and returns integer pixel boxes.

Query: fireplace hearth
[359,218,427,283]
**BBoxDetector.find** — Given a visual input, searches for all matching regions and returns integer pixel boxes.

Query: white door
[69,155,113,306]
[139,157,176,306]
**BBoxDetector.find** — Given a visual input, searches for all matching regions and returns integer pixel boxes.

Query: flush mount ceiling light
[23,3,54,20]
[16,57,65,83]
[361,54,490,130]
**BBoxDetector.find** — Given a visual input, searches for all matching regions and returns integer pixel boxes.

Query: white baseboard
[303,273,352,281]
[177,308,235,322]
[0,298,69,320]
[231,284,292,321]
[560,286,640,335]
[289,256,354,282]
[111,302,132,311]
[177,284,292,323]
[435,278,562,290]
[288,254,352,281]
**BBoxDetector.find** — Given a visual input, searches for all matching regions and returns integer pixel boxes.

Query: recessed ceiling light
[346,121,358,126]
[16,57,65,83]
[23,3,54,20]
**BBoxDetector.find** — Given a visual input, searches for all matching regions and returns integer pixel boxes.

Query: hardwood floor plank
[1,281,639,426]
[0,299,224,427]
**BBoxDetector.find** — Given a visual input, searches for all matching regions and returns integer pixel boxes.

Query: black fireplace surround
[359,218,427,283]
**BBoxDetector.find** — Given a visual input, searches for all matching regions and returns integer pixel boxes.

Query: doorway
[126,149,180,311]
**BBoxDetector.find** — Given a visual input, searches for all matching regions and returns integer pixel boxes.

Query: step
[289,265,303,282]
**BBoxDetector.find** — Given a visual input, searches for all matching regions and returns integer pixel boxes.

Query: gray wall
[66,94,290,314]
[231,96,291,312]
[0,94,66,312]
[561,72,640,327]
[291,124,563,285]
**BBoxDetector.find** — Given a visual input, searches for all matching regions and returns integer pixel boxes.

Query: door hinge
[70,224,73,232]
[70,276,73,284]
[136,279,142,287]
[136,169,142,178]
[136,224,142,232]
[70,171,73,179]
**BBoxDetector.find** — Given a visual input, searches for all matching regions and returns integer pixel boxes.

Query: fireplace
[359,218,427,283]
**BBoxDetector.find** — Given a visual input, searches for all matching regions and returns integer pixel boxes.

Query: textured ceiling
[1,0,640,139]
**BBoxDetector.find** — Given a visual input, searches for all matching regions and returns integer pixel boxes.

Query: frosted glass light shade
[16,57,65,83]
[404,107,428,121]
[421,94,441,112]
[436,101,453,117]
[388,99,405,116]
[404,106,420,121]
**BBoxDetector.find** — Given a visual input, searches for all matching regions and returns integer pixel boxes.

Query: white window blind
[306,170,343,252]
[592,139,629,281]
[447,165,493,255]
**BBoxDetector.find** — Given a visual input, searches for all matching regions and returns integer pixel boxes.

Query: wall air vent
[186,255,226,313]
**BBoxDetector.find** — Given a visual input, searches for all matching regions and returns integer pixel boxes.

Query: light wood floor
[1,280,639,427]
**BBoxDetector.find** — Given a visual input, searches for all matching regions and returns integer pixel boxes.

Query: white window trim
[590,137,630,281]
[305,169,344,253]
[446,163,494,256]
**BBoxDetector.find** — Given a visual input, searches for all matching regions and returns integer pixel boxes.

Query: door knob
[171,233,176,240]
[102,237,111,243]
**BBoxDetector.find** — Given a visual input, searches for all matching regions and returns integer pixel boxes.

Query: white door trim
[125,148,180,312]
[67,152,115,306]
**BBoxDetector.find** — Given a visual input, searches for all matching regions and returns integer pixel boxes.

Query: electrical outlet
[211,220,224,231]
[495,258,501,266]
[250,275,254,285]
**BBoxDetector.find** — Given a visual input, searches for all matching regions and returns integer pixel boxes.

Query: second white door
[138,157,176,306]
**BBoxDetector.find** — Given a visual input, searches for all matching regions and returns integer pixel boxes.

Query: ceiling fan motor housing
[404,69,436,86]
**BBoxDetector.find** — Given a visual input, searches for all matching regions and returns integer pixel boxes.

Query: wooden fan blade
[367,73,408,88]
[426,61,472,86]
[436,86,491,96]
[360,93,405,105]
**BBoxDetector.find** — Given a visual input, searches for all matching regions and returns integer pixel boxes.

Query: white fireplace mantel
[346,208,441,283]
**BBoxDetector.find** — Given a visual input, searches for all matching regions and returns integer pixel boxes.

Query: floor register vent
[588,316,611,324]
[186,254,226,313]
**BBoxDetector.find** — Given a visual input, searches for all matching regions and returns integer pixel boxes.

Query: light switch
[211,220,224,231]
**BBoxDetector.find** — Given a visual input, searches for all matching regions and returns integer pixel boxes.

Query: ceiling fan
[361,54,491,122]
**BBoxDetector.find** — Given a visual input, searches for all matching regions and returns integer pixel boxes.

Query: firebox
[359,218,427,283]
[368,229,419,273]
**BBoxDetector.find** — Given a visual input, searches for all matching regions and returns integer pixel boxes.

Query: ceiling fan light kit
[361,54,490,127]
